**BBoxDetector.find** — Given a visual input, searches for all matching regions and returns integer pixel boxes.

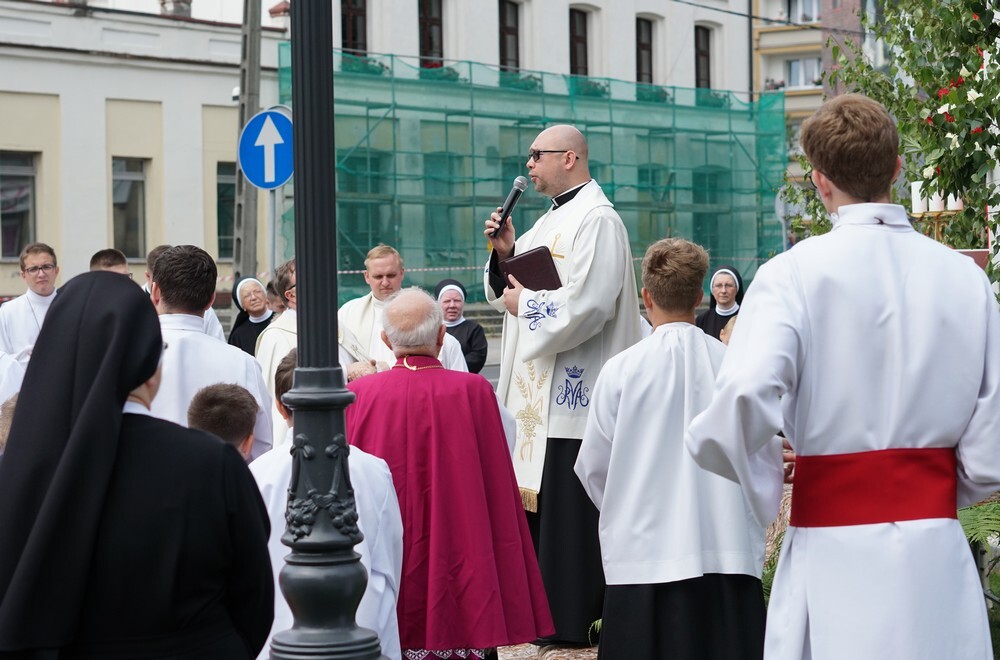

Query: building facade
[1,0,774,298]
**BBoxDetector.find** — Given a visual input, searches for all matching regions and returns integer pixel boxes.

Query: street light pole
[269,0,385,658]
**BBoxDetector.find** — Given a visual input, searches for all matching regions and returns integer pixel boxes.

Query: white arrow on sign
[254,116,285,183]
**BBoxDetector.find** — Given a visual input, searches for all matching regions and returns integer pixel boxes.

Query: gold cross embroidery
[549,233,565,260]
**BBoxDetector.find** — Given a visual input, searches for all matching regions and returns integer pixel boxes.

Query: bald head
[381,287,445,357]
[538,124,589,161]
[528,124,591,196]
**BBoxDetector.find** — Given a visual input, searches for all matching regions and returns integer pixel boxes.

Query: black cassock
[229,311,274,356]
[445,319,489,374]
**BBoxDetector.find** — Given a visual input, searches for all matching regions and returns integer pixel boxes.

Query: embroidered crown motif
[565,366,585,379]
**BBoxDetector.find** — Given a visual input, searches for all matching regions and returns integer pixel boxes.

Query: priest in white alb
[482,125,641,647]
[687,94,1000,660]
[338,244,468,378]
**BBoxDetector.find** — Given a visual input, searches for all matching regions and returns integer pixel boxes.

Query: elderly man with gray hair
[344,287,553,660]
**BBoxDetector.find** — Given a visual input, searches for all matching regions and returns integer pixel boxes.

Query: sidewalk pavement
[499,644,598,659]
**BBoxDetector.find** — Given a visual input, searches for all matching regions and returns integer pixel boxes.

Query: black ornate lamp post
[269,1,385,658]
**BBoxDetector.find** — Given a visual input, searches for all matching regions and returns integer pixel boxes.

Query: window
[499,0,520,71]
[636,18,653,83]
[786,57,822,87]
[786,0,820,22]
[111,157,146,259]
[342,0,367,54]
[419,0,444,66]
[694,26,711,88]
[0,152,35,259]
[217,162,236,260]
[569,8,588,76]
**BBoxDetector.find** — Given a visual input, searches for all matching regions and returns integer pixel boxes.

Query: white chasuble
[338,293,469,372]
[485,180,641,509]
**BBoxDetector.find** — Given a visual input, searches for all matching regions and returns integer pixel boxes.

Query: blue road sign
[238,107,294,190]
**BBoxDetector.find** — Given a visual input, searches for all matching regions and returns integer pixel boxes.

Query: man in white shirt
[688,94,1000,660]
[0,243,60,367]
[250,348,403,660]
[338,245,468,379]
[148,245,273,460]
[144,244,225,341]
[575,238,765,659]
[254,258,298,443]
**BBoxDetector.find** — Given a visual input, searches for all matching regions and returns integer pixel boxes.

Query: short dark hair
[275,348,297,406]
[146,244,172,275]
[274,259,296,301]
[89,248,128,271]
[187,383,258,448]
[151,245,218,313]
[19,243,57,272]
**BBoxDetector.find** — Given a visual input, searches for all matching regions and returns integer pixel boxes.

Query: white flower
[938,103,953,115]
[960,66,972,78]
[968,89,982,102]
[947,133,960,150]
[922,165,936,179]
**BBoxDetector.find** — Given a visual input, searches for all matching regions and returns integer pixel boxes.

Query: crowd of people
[0,93,999,660]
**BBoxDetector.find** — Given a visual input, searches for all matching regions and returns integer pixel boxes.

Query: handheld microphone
[491,176,529,238]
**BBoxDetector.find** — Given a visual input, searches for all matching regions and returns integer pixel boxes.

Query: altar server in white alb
[144,244,226,341]
[687,94,1000,660]
[250,349,403,660]
[483,124,641,646]
[149,245,274,461]
[0,243,59,367]
[338,244,468,380]
[575,238,765,660]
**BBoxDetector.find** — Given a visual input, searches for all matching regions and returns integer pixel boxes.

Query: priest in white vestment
[147,246,273,461]
[0,243,60,367]
[687,95,1000,660]
[338,245,468,376]
[255,258,298,444]
[249,348,403,660]
[576,238,766,659]
[482,125,641,645]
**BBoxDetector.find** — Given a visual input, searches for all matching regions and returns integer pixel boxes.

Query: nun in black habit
[695,265,744,340]
[0,272,274,659]
[434,278,488,373]
[228,276,274,356]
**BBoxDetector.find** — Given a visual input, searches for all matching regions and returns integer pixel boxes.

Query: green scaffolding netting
[275,45,787,305]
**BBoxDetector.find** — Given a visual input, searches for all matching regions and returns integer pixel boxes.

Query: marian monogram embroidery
[556,366,590,410]
[514,361,549,462]
[524,298,558,331]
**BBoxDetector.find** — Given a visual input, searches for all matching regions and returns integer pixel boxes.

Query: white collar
[158,313,204,332]
[123,399,154,416]
[833,203,911,229]
[25,288,57,307]
[249,309,273,324]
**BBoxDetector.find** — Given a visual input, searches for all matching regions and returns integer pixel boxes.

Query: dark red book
[499,245,562,291]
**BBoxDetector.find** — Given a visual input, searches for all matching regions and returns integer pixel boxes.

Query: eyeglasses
[23,264,56,275]
[527,149,570,163]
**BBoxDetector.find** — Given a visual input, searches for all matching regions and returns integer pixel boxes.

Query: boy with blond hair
[575,238,765,659]
[688,94,1000,659]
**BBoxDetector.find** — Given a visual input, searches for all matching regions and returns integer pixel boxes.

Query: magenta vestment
[347,356,554,654]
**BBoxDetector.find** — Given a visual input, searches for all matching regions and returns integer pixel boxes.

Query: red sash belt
[790,448,957,527]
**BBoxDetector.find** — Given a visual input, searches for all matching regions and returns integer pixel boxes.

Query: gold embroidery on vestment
[513,360,549,461]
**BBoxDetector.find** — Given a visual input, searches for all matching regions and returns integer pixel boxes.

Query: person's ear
[436,325,446,349]
[150,282,162,306]
[381,329,392,351]
[238,433,254,461]
[641,287,653,312]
